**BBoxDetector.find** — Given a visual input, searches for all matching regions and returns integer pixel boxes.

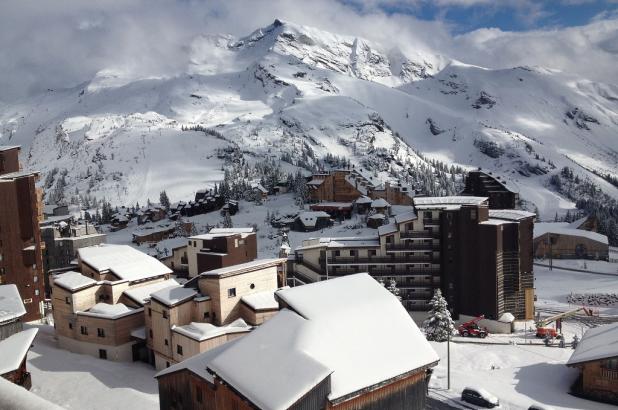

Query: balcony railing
[422,218,440,225]
[601,368,618,381]
[386,243,440,252]
[324,255,438,265]
[400,230,440,239]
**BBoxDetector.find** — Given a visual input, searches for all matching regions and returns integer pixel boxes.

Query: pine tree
[159,190,170,211]
[422,289,455,342]
[222,211,233,228]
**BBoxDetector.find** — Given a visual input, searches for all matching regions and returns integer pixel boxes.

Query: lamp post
[447,328,451,390]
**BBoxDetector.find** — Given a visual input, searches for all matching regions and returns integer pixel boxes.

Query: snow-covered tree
[423,289,455,342]
[159,190,170,211]
[222,211,233,228]
[386,279,402,302]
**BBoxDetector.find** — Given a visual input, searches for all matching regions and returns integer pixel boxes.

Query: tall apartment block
[0,146,45,321]
[292,197,535,321]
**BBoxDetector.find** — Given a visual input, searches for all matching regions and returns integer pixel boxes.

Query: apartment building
[0,146,45,322]
[145,258,286,370]
[187,227,257,278]
[291,197,535,321]
[51,245,174,361]
[463,170,519,209]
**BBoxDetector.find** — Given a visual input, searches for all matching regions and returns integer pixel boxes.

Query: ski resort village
[2,2,618,409]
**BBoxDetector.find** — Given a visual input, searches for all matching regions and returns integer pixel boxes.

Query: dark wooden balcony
[400,230,440,239]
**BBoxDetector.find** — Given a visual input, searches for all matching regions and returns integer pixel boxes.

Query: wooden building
[0,328,38,390]
[132,222,192,245]
[533,223,609,260]
[291,211,333,232]
[309,202,354,220]
[187,228,257,278]
[0,285,27,340]
[463,170,519,209]
[0,146,45,322]
[567,322,618,405]
[156,274,439,410]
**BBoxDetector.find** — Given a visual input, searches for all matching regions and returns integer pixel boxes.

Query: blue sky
[345,0,618,32]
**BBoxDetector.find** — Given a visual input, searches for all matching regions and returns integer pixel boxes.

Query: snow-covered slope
[1,19,617,218]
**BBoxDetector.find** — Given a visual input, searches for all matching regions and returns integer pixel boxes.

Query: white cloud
[0,0,615,102]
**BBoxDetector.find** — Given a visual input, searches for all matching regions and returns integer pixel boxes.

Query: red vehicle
[458,315,489,338]
[535,327,558,339]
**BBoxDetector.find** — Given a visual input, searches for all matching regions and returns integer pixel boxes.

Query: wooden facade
[534,232,609,260]
[188,233,257,277]
[570,359,618,404]
[1,356,32,390]
[157,369,218,410]
[0,147,45,322]
[463,171,519,209]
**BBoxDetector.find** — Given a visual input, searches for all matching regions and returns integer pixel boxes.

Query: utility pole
[447,329,451,390]
[549,233,553,271]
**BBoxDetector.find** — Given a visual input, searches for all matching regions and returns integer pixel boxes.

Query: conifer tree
[423,289,455,342]
[159,190,170,211]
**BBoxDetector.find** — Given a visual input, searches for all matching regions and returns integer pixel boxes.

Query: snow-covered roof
[251,182,268,193]
[567,322,618,365]
[150,285,198,307]
[370,198,390,208]
[173,319,251,342]
[207,274,438,408]
[78,245,172,282]
[296,211,331,228]
[52,271,97,292]
[122,279,180,306]
[498,313,515,323]
[568,216,589,229]
[368,213,385,220]
[209,227,255,234]
[414,196,488,206]
[488,209,536,221]
[0,145,20,152]
[202,258,285,278]
[0,328,38,375]
[307,178,324,186]
[480,219,513,226]
[131,327,146,340]
[0,285,26,323]
[79,303,138,319]
[325,237,380,249]
[533,223,608,244]
[241,289,281,311]
[378,223,398,236]
[155,338,241,382]
[0,376,63,410]
[354,195,372,204]
[394,211,417,224]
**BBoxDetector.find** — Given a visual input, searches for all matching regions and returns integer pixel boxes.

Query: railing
[422,218,440,225]
[400,230,440,239]
[386,243,440,251]
[601,368,618,381]
[324,255,438,264]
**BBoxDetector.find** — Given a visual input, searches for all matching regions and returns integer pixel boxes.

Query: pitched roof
[207,274,439,409]
[394,211,417,224]
[533,223,608,244]
[78,245,172,282]
[122,279,180,306]
[567,322,618,366]
[241,289,281,311]
[0,285,27,323]
[173,319,251,342]
[378,223,398,236]
[488,209,536,221]
[79,303,138,319]
[201,258,285,278]
[150,285,198,307]
[414,196,488,206]
[0,328,38,375]
[52,271,97,292]
[296,211,331,228]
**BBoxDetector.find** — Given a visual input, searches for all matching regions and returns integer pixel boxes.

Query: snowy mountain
[1,19,617,219]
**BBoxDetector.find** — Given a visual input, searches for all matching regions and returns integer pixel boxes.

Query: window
[65,297,71,305]
[177,345,183,355]
[239,239,245,246]
[369,250,376,256]
[68,322,73,329]
[249,283,255,290]
[99,349,107,360]
[470,209,477,220]
[193,241,196,247]
[196,388,203,403]
[605,358,618,370]
[33,276,38,283]
[203,311,210,320]
[166,361,170,368]
[148,308,152,317]
[149,329,153,339]
[234,239,239,248]
[164,339,169,346]
[34,289,39,296]
[162,310,168,319]
[97,328,105,338]
[350,250,357,257]
[80,326,88,335]
[228,288,236,298]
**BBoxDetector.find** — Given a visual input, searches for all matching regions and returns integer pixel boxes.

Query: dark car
[461,387,499,408]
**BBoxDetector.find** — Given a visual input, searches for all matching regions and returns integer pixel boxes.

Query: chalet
[567,322,618,404]
[355,195,373,214]
[131,222,193,245]
[0,328,38,390]
[110,214,130,231]
[309,202,354,220]
[367,213,386,228]
[250,182,268,199]
[156,274,439,410]
[145,258,286,370]
[534,222,609,260]
[0,285,27,341]
[370,197,391,215]
[137,204,167,225]
[187,227,257,278]
[50,245,173,361]
[291,211,332,232]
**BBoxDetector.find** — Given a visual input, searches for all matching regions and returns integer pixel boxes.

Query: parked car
[461,387,499,408]
[528,404,554,410]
